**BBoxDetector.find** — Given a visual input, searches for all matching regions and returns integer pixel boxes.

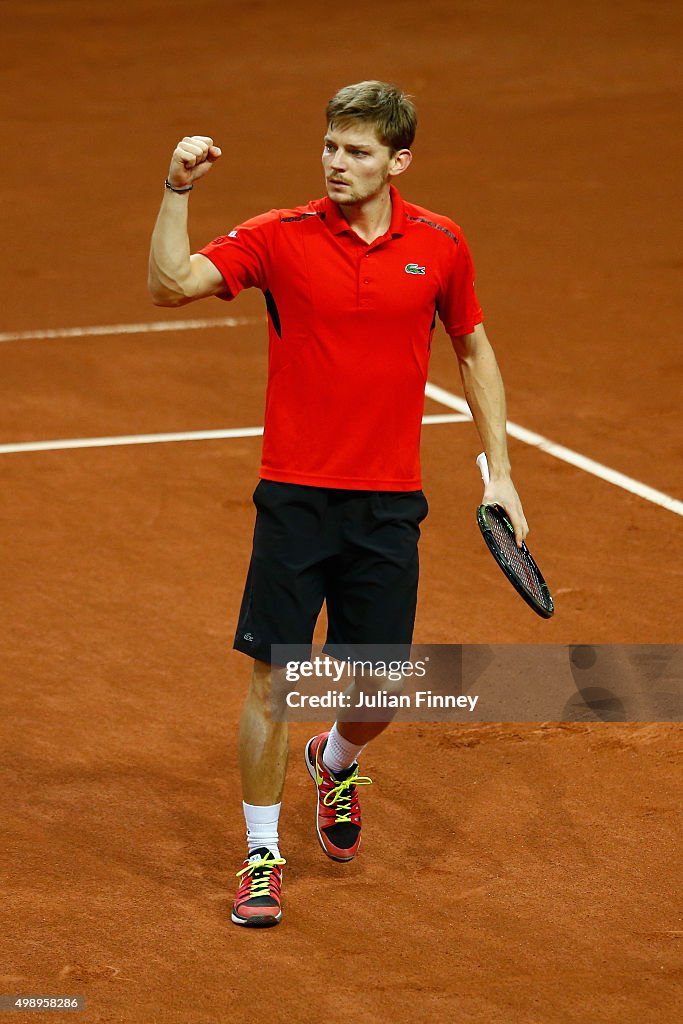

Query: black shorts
[234,480,429,665]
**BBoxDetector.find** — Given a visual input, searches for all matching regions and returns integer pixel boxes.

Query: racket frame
[476,502,555,618]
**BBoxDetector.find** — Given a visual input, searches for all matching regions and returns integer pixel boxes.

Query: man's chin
[326,185,357,205]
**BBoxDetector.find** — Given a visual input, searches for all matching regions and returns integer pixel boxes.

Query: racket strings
[476,504,554,618]
[487,516,545,600]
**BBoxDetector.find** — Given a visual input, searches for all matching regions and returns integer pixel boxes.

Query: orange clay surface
[1,2,681,1022]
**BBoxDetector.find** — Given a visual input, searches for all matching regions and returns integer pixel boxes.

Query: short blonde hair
[326,80,417,152]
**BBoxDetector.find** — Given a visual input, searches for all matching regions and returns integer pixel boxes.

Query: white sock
[243,801,281,858]
[323,723,365,774]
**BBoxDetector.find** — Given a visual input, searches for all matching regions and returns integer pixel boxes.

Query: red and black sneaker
[304,732,373,862]
[231,847,286,928]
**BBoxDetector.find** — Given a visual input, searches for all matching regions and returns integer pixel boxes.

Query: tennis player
[148,81,527,927]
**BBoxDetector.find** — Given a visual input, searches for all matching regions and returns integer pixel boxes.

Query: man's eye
[323,143,335,152]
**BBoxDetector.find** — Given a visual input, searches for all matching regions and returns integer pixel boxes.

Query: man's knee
[249,658,274,704]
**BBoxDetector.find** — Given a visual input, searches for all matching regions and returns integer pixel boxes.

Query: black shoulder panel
[280,212,322,224]
[406,215,458,244]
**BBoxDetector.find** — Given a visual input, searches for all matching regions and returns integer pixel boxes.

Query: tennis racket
[476,453,555,618]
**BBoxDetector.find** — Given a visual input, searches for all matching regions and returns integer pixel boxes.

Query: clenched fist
[167,136,222,189]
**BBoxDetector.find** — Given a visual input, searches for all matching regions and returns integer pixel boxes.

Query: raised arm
[451,322,529,545]
[148,136,226,306]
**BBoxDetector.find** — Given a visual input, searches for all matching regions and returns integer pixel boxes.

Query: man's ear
[389,149,413,179]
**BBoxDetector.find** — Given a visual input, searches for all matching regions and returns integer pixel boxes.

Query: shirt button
[363,279,370,284]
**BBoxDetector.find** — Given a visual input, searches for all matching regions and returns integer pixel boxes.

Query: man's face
[322,123,408,205]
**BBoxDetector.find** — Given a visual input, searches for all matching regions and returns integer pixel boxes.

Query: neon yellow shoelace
[236,853,287,899]
[322,769,373,823]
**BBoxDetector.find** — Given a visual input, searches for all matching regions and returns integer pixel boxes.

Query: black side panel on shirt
[264,289,281,338]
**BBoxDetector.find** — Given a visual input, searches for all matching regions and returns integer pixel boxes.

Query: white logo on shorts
[243,632,254,642]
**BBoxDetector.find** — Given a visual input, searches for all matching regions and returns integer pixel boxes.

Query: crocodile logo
[404,263,426,275]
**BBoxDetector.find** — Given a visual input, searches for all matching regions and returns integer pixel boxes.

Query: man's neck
[337,186,393,244]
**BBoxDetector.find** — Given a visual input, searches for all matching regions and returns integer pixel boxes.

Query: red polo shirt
[199,185,482,490]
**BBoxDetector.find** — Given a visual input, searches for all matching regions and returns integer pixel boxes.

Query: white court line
[0,415,469,456]
[0,427,265,454]
[0,316,261,343]
[422,413,470,425]
[425,382,683,517]
[0,317,680,516]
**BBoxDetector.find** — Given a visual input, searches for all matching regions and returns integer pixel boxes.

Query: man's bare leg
[336,718,391,746]
[239,659,288,805]
[335,675,400,746]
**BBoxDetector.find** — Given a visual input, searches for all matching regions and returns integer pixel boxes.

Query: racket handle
[476,451,490,486]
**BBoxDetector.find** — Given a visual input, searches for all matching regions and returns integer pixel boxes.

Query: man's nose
[330,151,348,171]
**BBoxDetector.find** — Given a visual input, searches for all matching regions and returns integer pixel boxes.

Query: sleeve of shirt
[437,231,484,338]
[197,209,280,300]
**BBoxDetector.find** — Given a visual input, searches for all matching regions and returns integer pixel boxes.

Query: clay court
[2,1,682,1021]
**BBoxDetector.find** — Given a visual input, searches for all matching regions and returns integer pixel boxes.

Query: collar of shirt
[320,184,406,244]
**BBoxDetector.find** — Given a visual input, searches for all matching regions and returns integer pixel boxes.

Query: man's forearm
[457,330,511,480]
[148,136,223,306]
[453,323,528,542]
[148,190,195,306]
